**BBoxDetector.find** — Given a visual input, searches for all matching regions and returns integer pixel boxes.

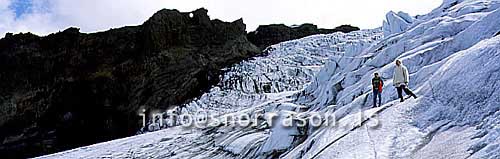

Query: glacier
[37,0,500,159]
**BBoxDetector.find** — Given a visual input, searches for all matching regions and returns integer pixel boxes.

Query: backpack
[378,80,383,92]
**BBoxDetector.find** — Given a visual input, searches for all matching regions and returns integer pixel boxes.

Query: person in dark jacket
[372,72,384,107]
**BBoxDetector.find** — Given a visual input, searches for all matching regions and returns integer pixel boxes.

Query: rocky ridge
[248,24,359,50]
[0,8,259,158]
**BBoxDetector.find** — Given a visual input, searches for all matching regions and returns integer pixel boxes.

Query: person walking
[372,72,383,107]
[393,59,417,102]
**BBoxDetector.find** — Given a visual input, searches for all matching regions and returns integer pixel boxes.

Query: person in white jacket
[393,59,417,102]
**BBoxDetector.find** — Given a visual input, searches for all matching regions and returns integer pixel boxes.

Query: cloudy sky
[0,0,441,37]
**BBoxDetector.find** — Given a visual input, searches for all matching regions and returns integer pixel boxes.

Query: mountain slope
[37,0,500,158]
[247,24,360,50]
[37,29,382,159]
[0,8,260,158]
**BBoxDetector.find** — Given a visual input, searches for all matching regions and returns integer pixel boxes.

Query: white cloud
[0,0,441,37]
[49,0,207,32]
[0,0,59,36]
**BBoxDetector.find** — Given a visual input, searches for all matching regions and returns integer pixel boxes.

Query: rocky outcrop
[0,8,260,158]
[247,24,359,50]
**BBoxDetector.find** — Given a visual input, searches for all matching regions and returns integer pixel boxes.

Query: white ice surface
[37,0,500,158]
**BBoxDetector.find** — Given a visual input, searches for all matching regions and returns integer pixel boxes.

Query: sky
[0,0,442,37]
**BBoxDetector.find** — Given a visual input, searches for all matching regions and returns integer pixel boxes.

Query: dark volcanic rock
[247,24,359,50]
[0,8,259,158]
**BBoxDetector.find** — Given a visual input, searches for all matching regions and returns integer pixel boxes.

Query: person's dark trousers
[396,85,416,101]
[373,90,381,107]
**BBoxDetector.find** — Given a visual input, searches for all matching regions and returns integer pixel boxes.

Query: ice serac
[284,0,500,158]
[383,11,415,37]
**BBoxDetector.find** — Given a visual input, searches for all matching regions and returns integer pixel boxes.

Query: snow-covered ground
[37,0,500,158]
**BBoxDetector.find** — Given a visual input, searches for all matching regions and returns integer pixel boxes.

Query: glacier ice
[37,0,500,159]
[382,11,414,37]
